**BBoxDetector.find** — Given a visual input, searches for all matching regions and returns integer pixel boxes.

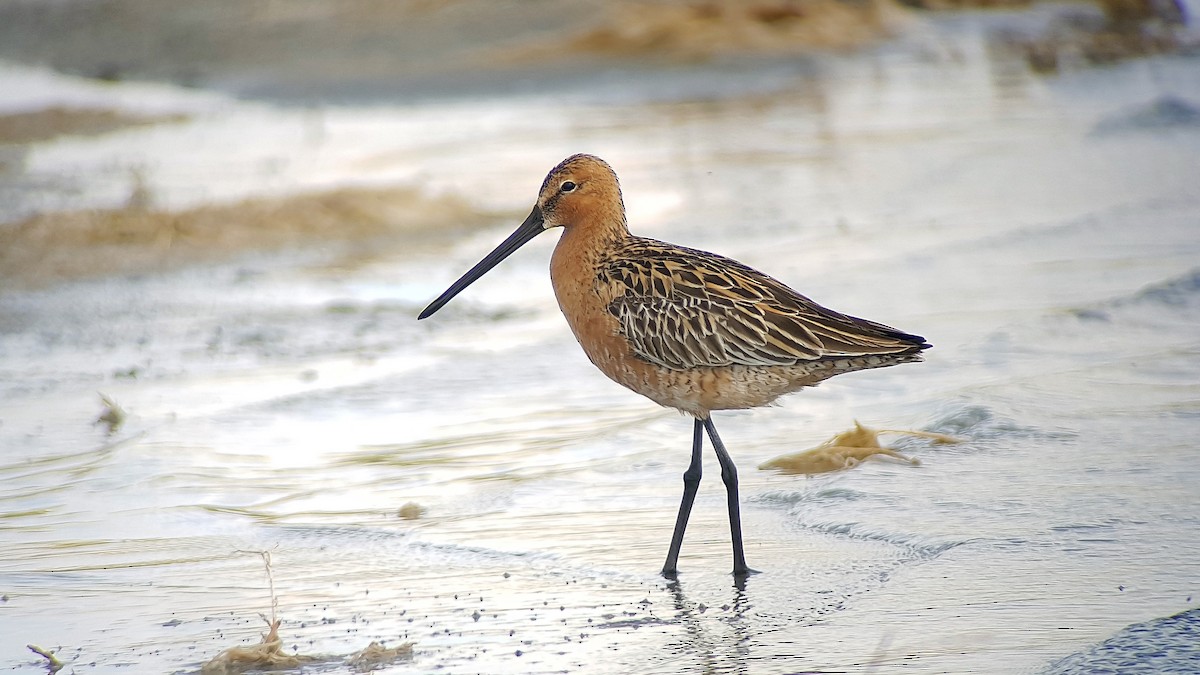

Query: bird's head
[418,154,624,319]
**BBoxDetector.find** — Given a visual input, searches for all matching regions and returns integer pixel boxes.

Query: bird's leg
[662,418,705,578]
[703,417,750,576]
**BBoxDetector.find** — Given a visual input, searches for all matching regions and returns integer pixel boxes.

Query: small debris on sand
[347,640,415,672]
[200,619,318,674]
[201,551,319,674]
[397,501,426,520]
[200,550,417,673]
[26,644,64,673]
[94,392,126,435]
[758,420,960,475]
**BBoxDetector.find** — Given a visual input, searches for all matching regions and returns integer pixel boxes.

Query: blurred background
[1,1,1198,673]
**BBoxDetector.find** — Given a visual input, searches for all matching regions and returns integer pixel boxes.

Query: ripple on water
[753,487,870,506]
[1121,267,1200,310]
[1090,96,1200,136]
[920,401,1059,444]
[1066,267,1200,323]
[1045,607,1200,674]
[797,520,967,560]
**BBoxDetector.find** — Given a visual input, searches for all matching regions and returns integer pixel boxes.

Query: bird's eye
[560,181,577,193]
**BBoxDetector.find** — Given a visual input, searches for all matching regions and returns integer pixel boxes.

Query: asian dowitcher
[419,154,930,578]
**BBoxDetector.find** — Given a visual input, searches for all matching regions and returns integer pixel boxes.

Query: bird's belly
[569,314,921,417]
[623,363,796,416]
[564,314,806,416]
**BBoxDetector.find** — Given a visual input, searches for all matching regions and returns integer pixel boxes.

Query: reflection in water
[666,578,752,675]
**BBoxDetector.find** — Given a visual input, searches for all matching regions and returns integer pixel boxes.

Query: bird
[418,154,930,578]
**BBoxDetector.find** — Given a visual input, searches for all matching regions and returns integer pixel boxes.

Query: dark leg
[703,417,750,576]
[662,418,704,578]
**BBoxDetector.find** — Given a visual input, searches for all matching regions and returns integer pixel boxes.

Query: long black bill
[418,205,546,320]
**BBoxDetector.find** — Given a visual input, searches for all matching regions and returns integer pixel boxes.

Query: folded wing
[599,239,929,371]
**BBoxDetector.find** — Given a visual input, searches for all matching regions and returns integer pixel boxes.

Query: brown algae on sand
[347,641,415,672]
[200,551,416,674]
[200,619,319,674]
[397,501,426,520]
[0,185,488,285]
[0,106,188,144]
[758,421,961,475]
[561,0,909,60]
[201,551,317,674]
[200,616,414,674]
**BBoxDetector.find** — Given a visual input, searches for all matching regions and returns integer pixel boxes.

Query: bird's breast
[549,231,634,381]
[549,232,725,417]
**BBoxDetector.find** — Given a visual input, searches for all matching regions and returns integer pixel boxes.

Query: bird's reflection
[663,575,753,673]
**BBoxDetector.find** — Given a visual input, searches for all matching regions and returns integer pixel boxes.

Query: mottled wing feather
[599,238,927,371]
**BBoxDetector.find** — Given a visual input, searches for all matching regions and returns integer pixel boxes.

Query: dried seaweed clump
[348,640,415,672]
[200,619,319,674]
[758,420,959,475]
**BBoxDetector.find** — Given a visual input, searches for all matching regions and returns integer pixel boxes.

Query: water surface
[2,20,1199,674]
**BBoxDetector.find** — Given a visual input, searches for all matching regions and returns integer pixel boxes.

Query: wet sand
[2,3,1200,674]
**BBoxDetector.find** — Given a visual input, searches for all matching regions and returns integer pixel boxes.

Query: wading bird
[419,154,929,577]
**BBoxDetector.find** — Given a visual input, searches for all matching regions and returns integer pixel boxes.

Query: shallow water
[2,18,1200,674]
